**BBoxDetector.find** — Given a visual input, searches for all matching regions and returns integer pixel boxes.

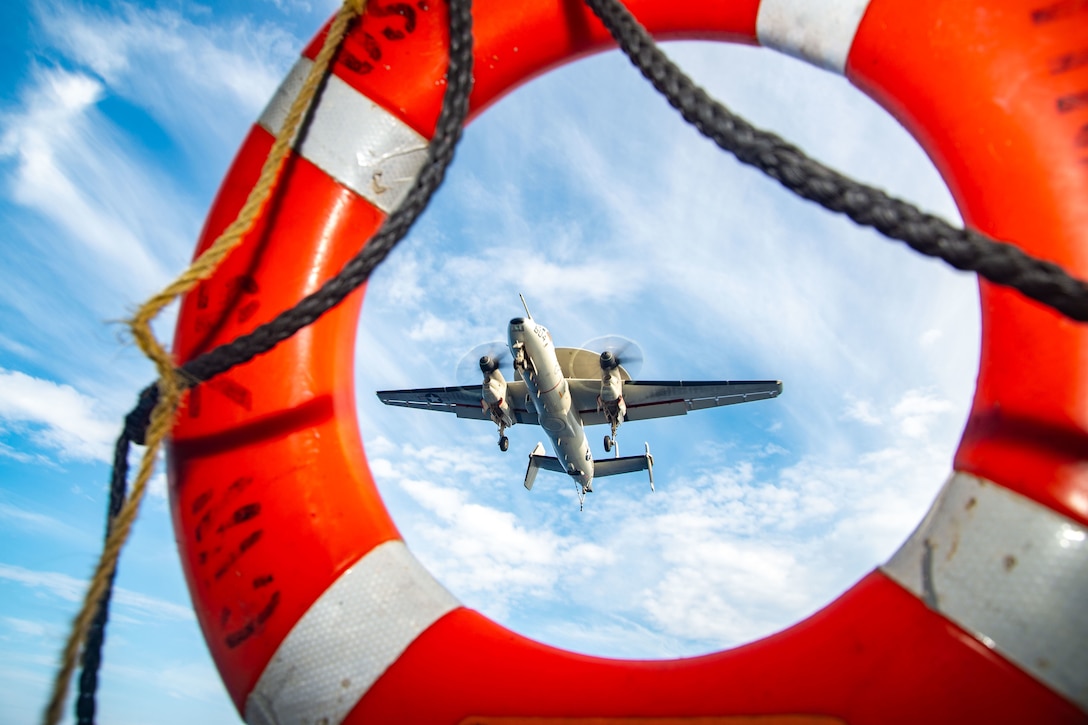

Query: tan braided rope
[42,1,368,723]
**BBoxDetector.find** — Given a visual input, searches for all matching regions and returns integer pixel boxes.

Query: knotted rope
[43,2,369,722]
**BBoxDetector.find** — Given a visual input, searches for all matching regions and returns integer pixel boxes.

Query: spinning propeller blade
[455,341,511,389]
[581,335,644,378]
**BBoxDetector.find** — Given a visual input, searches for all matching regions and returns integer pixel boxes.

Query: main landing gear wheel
[603,435,612,453]
[499,435,509,452]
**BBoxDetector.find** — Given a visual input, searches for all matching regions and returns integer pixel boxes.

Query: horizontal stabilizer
[595,443,655,491]
[593,455,650,478]
[523,444,656,492]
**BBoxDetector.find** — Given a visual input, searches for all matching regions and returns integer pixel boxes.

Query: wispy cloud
[364,375,962,656]
[0,0,308,392]
[2,616,52,638]
[842,395,882,426]
[352,42,979,651]
[0,0,985,678]
[0,66,173,290]
[0,562,194,621]
[0,501,85,540]
[893,389,955,439]
[35,0,299,151]
[372,447,615,619]
[0,368,117,462]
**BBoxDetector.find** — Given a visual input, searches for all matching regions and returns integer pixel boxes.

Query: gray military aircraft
[377,297,782,508]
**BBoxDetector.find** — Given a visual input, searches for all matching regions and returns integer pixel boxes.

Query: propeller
[581,335,644,379]
[455,341,512,388]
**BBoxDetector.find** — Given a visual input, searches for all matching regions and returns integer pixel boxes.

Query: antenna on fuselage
[519,293,532,320]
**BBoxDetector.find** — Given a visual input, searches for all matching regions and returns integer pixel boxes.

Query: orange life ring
[168,1,1088,723]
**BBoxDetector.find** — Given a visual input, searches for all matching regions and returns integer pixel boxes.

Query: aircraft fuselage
[508,316,594,489]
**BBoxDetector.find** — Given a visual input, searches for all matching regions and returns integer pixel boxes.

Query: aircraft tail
[524,442,563,490]
[523,442,655,492]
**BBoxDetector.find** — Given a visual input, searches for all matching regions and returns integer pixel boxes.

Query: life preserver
[168,1,1088,723]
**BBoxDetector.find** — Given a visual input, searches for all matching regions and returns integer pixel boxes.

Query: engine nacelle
[482,368,507,405]
[599,365,623,404]
[482,368,515,428]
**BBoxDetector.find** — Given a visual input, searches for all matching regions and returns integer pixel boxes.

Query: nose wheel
[603,435,613,453]
[499,435,510,452]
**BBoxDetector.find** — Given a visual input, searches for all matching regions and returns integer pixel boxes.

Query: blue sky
[1,1,981,723]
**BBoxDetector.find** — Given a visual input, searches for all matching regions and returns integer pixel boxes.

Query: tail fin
[524,442,563,490]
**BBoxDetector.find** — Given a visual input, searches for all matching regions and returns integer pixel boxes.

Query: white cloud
[0,66,173,290]
[36,1,298,148]
[147,471,167,500]
[0,501,84,540]
[0,368,117,462]
[263,0,316,14]
[0,332,37,360]
[407,312,462,343]
[0,441,53,466]
[0,563,85,602]
[575,433,953,652]
[0,562,194,622]
[893,389,954,439]
[111,587,194,622]
[373,451,616,618]
[154,662,228,702]
[0,0,309,388]
[0,0,986,677]
[3,616,51,638]
[842,396,881,426]
[365,385,959,655]
[919,328,943,346]
[352,46,979,647]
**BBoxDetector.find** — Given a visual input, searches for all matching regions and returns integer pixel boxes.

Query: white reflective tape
[756,0,872,74]
[882,472,1088,712]
[245,540,460,725]
[258,57,429,213]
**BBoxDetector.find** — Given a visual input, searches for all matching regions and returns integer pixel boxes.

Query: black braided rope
[75,385,156,724]
[72,1,473,720]
[585,0,1088,323]
[184,0,474,384]
[82,0,1088,718]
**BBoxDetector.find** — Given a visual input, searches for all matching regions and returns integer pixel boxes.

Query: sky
[0,1,981,723]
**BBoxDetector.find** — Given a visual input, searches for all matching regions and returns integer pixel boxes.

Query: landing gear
[604,418,620,457]
[498,435,509,452]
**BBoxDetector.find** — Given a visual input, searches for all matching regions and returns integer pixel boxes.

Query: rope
[51,0,474,717]
[52,0,1087,721]
[74,386,156,724]
[161,0,474,387]
[43,2,370,722]
[584,0,1088,322]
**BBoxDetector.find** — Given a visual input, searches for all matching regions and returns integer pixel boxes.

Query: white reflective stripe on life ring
[245,539,460,725]
[882,472,1088,712]
[756,0,873,73]
[258,57,430,214]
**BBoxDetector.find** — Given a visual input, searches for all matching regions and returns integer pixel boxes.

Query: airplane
[376,297,783,509]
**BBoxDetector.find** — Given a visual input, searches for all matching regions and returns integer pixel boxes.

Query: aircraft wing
[568,379,782,425]
[376,381,538,424]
